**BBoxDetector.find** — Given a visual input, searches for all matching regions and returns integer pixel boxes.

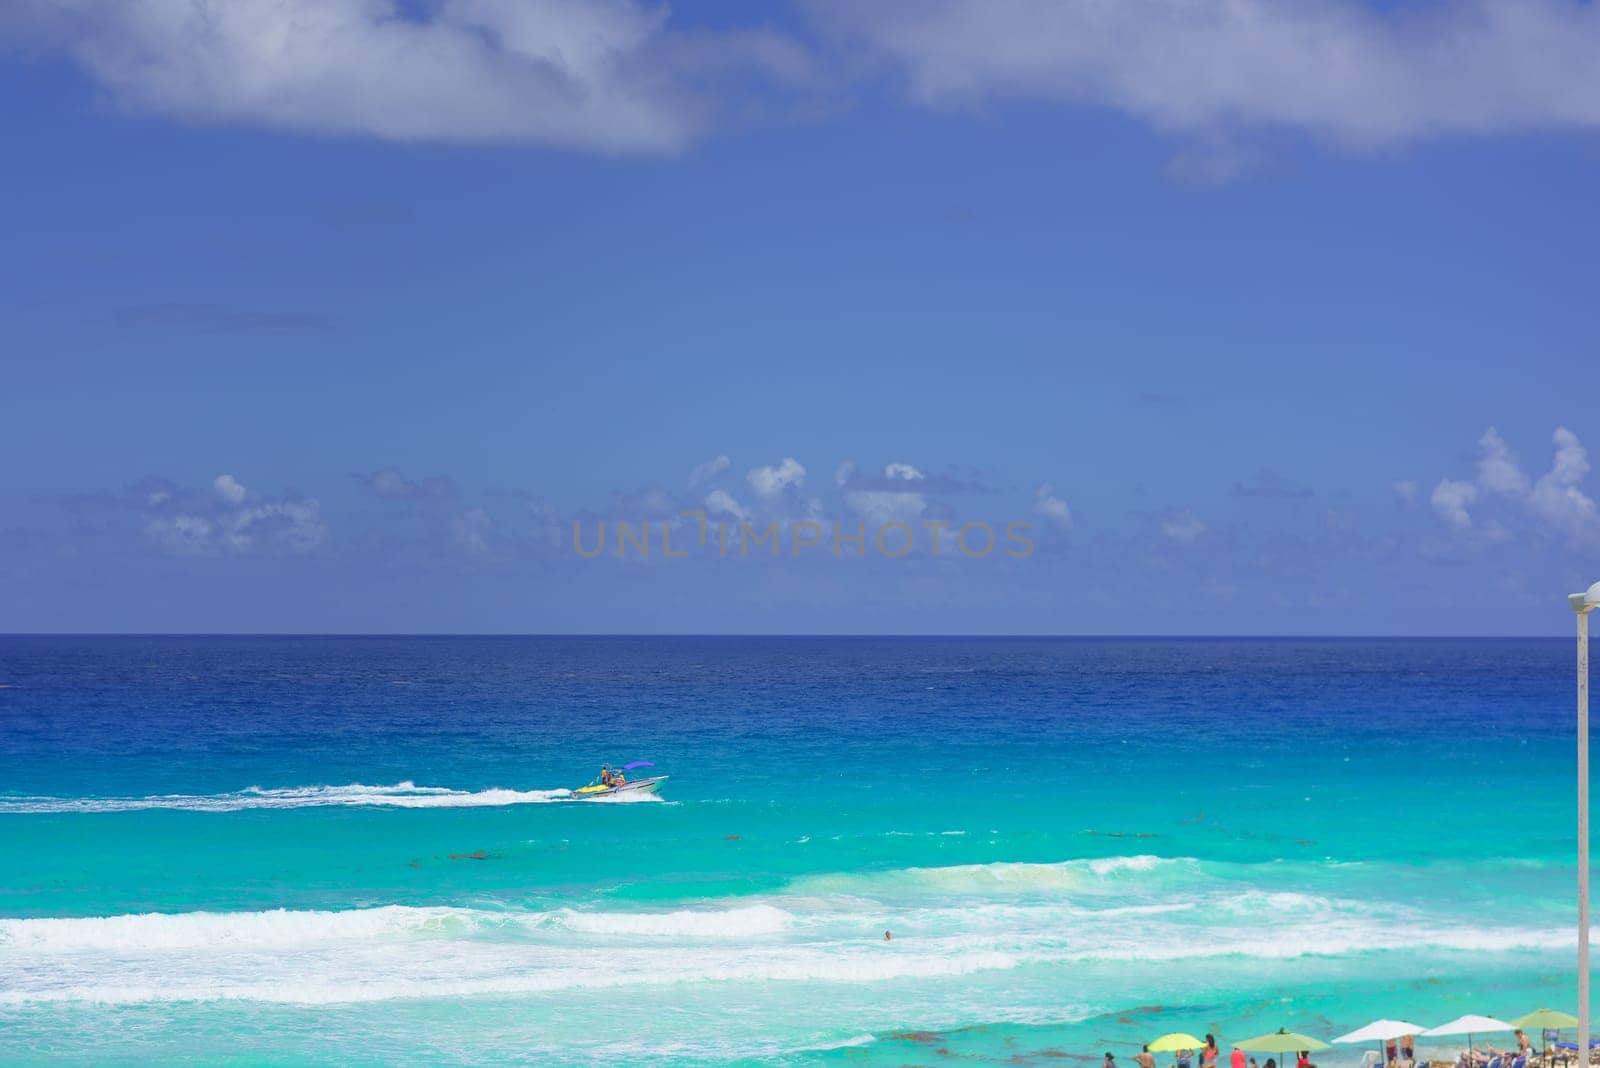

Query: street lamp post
[1571,581,1600,1066]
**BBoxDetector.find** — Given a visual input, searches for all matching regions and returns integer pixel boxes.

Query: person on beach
[1297,1050,1314,1068]
[1401,1038,1415,1061]
[1178,1047,1193,1068]
[1231,1048,1247,1068]
[1263,1058,1276,1068]
[1106,1052,1117,1068]
[1515,1031,1534,1058]
[1136,1046,1155,1068]
[1203,1035,1219,1068]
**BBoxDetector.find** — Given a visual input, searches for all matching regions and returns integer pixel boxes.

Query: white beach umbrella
[1336,1021,1430,1045]
[1336,1021,1430,1067]
[1423,1016,1516,1059]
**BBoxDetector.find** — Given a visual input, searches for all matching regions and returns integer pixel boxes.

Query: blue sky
[2,0,1598,634]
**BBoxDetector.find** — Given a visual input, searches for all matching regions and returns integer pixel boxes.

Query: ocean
[0,636,1588,1066]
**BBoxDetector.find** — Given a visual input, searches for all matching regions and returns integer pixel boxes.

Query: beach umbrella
[1512,1012,1580,1062]
[1334,1019,1430,1065]
[1236,1029,1331,1060]
[1149,1034,1207,1053]
[1423,1015,1514,1060]
[1336,1022,1430,1044]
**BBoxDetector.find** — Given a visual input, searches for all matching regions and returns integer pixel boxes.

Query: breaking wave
[554,904,793,937]
[0,854,1574,1007]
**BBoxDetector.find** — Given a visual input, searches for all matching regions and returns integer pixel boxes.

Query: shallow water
[0,636,1588,1065]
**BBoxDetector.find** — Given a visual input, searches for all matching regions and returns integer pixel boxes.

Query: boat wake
[0,782,573,814]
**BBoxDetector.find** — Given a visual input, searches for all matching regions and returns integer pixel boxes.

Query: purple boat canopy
[622,761,654,771]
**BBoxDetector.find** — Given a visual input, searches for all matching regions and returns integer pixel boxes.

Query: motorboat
[573,760,666,799]
[572,774,668,799]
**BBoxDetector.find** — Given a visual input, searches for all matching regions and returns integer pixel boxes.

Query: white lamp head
[1572,580,1600,613]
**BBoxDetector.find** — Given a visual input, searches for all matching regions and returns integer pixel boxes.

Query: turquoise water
[0,636,1590,1065]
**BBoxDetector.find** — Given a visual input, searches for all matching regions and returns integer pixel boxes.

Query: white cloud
[367,469,413,499]
[688,454,731,486]
[748,457,806,498]
[15,0,1600,164]
[834,459,856,487]
[1034,482,1072,528]
[628,487,675,516]
[144,492,329,557]
[1531,426,1598,539]
[1431,478,1478,531]
[704,488,746,521]
[452,508,494,559]
[16,0,810,154]
[521,496,564,552]
[844,489,926,525]
[213,473,247,504]
[243,501,323,553]
[145,513,215,556]
[1476,428,1531,495]
[1428,426,1599,546]
[1161,510,1206,543]
[361,468,457,501]
[814,0,1600,149]
[1392,480,1418,507]
[884,462,925,481]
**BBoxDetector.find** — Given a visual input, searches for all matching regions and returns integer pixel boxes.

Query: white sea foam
[0,910,1021,1004]
[0,870,1576,1010]
[788,855,1198,898]
[577,790,666,804]
[807,1034,877,1050]
[1087,854,1165,875]
[0,954,1013,1006]
[0,782,572,813]
[554,904,793,937]
[0,905,481,953]
[0,853,1577,1011]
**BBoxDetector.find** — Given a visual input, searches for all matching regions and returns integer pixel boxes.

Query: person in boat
[614,770,626,785]
[599,765,614,787]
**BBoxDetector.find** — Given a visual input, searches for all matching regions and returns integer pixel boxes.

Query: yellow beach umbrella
[1512,1010,1580,1061]
[1149,1034,1208,1053]
[1236,1029,1331,1056]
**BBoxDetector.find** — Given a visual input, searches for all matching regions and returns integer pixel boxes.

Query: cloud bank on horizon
[6,426,1597,632]
[9,0,1600,158]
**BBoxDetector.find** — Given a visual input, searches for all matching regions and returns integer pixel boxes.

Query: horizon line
[0,631,1577,640]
